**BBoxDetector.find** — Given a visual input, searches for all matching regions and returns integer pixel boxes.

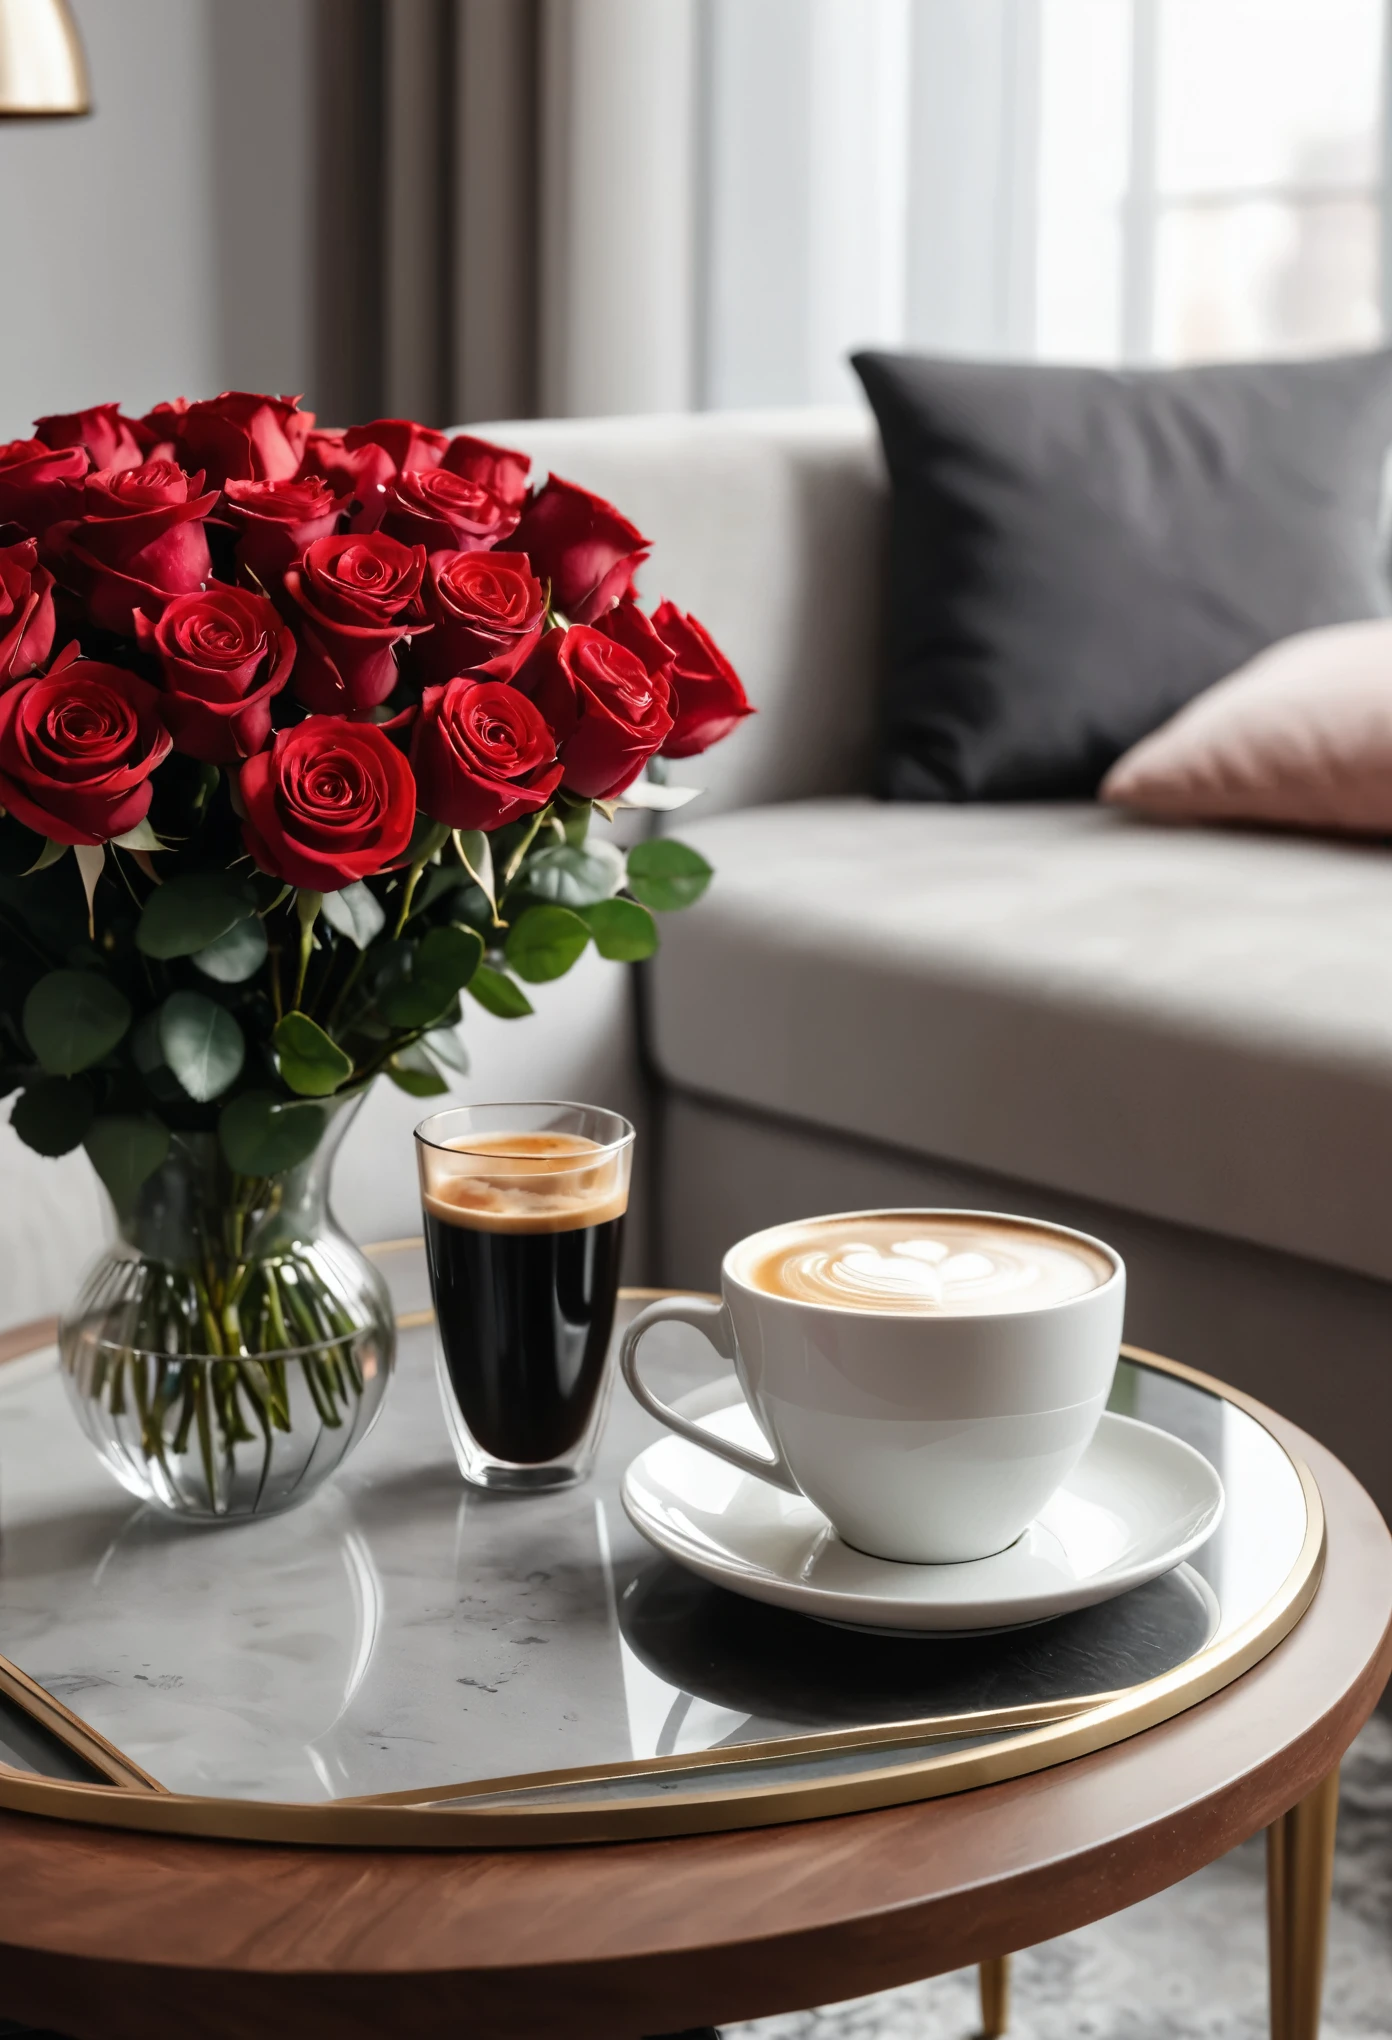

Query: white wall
[0,0,315,441]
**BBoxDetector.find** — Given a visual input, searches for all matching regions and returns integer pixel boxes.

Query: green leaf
[273,1012,354,1098]
[505,905,591,983]
[159,991,246,1103]
[378,925,485,1028]
[84,1114,170,1213]
[624,837,713,912]
[135,872,258,959]
[452,829,498,914]
[23,970,132,1076]
[405,814,452,864]
[111,818,164,851]
[27,838,68,874]
[524,841,624,909]
[192,915,268,984]
[10,1077,94,1157]
[467,964,534,1019]
[218,1091,329,1176]
[422,1023,470,1076]
[581,897,659,962]
[386,1042,450,1097]
[320,882,386,948]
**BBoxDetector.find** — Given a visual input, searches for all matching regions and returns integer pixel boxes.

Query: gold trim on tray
[0,1322,1325,1848]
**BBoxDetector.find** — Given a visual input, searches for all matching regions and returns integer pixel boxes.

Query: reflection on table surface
[0,1257,1308,1804]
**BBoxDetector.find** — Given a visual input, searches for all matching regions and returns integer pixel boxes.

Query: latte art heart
[746,1215,1109,1315]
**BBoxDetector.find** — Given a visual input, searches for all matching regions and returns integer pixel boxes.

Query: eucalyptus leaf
[320,882,386,948]
[159,991,246,1103]
[273,1012,354,1098]
[136,873,258,959]
[10,1077,93,1157]
[624,837,713,911]
[467,964,534,1019]
[580,897,659,962]
[386,1043,450,1097]
[505,905,591,983]
[524,841,624,909]
[378,925,484,1028]
[219,1091,329,1176]
[23,970,132,1076]
[193,915,268,984]
[84,1114,170,1213]
[129,1010,184,1105]
[421,1023,470,1076]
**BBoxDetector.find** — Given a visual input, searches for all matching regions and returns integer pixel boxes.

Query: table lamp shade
[0,0,89,116]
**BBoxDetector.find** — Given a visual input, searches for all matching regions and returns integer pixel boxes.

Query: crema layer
[421,1132,628,1234]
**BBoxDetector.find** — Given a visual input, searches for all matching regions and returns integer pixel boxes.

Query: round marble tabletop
[0,1247,1324,1847]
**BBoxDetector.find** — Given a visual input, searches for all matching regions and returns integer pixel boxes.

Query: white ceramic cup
[620,1208,1126,1564]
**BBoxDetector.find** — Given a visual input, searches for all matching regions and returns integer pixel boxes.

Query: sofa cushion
[649,800,1392,1286]
[853,348,1392,802]
[1101,616,1392,836]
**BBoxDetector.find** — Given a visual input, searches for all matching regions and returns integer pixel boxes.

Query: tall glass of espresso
[415,1102,635,1490]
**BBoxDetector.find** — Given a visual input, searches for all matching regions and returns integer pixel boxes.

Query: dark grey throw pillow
[853,348,1392,801]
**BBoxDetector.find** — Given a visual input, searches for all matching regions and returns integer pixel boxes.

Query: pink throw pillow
[1100,617,1392,835]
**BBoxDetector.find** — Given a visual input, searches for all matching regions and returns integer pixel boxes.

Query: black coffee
[423,1133,627,1464]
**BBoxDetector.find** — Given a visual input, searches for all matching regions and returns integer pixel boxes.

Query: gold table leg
[1267,1767,1340,2040]
[978,1953,1011,2036]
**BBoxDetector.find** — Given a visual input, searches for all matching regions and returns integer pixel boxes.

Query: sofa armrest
[457,407,887,814]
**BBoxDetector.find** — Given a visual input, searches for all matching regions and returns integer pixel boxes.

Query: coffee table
[0,1254,1386,2040]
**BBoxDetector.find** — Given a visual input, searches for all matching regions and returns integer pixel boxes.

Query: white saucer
[621,1381,1225,1634]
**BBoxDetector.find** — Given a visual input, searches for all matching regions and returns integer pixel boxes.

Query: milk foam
[745,1215,1108,1315]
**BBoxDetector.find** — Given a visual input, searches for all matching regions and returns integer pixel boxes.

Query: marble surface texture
[0,1259,1310,1808]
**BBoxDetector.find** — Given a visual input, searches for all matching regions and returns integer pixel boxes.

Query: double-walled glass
[415,1102,635,1491]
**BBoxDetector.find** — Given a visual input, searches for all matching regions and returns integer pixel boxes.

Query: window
[1036,0,1387,364]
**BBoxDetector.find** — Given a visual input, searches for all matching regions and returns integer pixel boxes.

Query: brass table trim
[0,1298,1325,1847]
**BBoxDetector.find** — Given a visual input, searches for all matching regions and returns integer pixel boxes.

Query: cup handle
[619,1296,801,1495]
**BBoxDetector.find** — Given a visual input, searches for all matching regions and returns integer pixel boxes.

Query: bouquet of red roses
[0,393,749,1511]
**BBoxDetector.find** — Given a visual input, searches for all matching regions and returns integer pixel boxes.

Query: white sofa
[7,406,1392,1523]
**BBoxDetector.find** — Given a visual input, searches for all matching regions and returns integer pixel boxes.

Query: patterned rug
[730,1716,1392,2040]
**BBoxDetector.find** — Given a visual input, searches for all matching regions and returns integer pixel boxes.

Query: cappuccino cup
[620,1209,1125,1564]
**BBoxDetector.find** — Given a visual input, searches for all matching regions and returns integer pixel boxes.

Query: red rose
[341,418,449,474]
[648,600,753,758]
[34,403,144,474]
[240,717,416,891]
[598,599,675,684]
[298,429,396,513]
[55,460,218,634]
[0,539,56,681]
[135,585,295,764]
[173,391,314,489]
[441,433,532,510]
[136,399,190,459]
[506,474,649,625]
[411,677,562,831]
[517,625,672,799]
[381,467,520,555]
[0,438,87,536]
[223,476,346,582]
[417,549,547,682]
[0,643,172,844]
[282,532,426,713]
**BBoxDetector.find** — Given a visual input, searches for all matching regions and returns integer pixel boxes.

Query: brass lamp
[0,0,90,117]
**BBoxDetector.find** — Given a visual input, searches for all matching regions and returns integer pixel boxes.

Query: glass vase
[58,1095,394,1523]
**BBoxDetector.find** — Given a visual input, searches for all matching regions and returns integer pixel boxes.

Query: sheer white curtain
[528,0,1389,419]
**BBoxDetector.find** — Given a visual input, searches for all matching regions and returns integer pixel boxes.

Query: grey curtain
[311,0,541,429]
